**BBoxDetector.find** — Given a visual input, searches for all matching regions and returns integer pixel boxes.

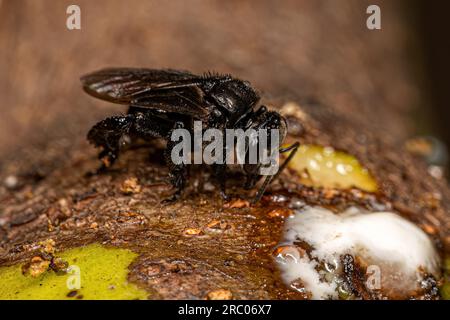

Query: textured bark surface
[0,0,448,299]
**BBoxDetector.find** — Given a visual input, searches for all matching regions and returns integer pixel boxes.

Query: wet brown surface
[0,144,303,299]
[0,0,449,299]
[0,106,448,299]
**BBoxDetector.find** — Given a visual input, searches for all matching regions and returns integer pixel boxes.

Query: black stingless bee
[81,68,299,202]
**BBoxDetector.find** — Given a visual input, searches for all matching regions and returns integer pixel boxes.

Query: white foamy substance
[275,206,440,299]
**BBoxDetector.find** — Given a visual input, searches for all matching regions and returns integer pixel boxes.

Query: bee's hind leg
[87,115,135,174]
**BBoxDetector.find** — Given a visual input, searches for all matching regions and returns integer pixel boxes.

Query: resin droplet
[287,145,378,192]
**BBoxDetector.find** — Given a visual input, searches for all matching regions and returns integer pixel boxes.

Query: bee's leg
[163,121,188,202]
[244,173,261,190]
[211,127,230,200]
[251,141,300,204]
[132,112,171,139]
[87,115,135,173]
[126,107,168,148]
[212,164,229,200]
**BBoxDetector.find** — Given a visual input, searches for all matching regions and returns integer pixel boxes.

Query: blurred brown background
[0,0,448,163]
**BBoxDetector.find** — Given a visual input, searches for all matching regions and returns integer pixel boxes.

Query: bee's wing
[81,68,210,119]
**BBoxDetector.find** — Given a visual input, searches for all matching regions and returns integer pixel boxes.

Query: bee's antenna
[252,142,300,204]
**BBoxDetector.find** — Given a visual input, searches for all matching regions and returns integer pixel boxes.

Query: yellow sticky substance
[0,243,148,300]
[441,257,450,300]
[287,145,378,192]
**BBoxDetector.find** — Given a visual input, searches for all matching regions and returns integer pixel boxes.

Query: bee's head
[249,110,287,150]
[242,110,287,180]
[243,109,299,203]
